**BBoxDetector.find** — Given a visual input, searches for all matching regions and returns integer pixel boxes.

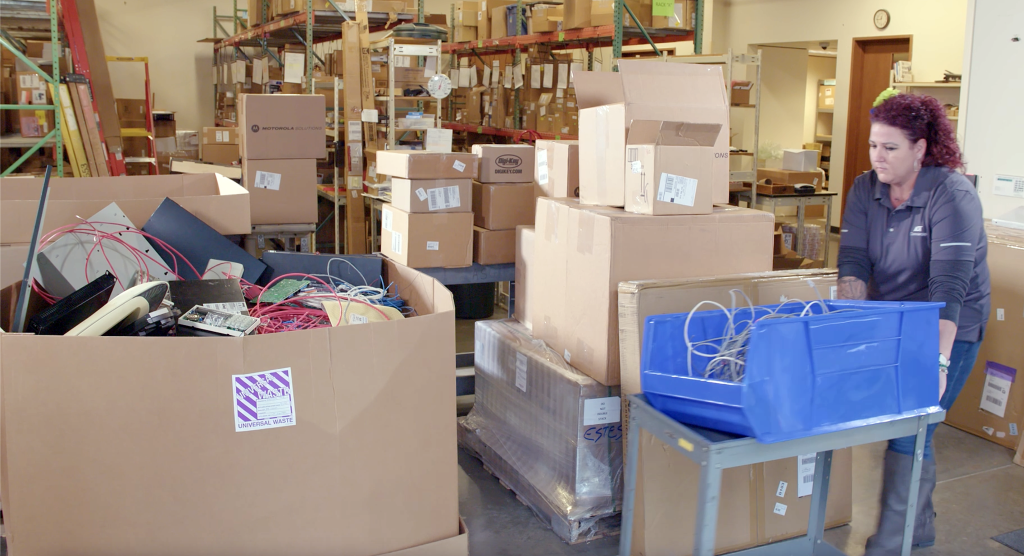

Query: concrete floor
[459,424,1024,556]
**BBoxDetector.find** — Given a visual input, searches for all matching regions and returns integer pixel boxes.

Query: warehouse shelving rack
[440,0,701,141]
[0,0,62,177]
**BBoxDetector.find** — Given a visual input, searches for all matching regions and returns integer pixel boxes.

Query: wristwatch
[939,354,950,375]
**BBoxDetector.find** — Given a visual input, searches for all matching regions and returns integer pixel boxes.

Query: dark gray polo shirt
[839,167,990,342]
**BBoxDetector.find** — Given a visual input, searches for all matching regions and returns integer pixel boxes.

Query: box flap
[573,71,624,109]
[617,59,729,109]
[627,120,723,147]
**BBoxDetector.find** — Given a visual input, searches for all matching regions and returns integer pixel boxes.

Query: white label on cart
[657,173,698,207]
[233,368,296,432]
[583,397,621,426]
[381,208,393,232]
[390,231,403,254]
[349,314,369,325]
[254,171,282,191]
[997,308,1005,321]
[537,150,549,185]
[415,188,428,201]
[773,503,787,516]
[426,241,439,251]
[563,349,571,363]
[427,186,461,211]
[776,481,788,498]
[515,352,528,392]
[798,453,816,497]
[1010,423,1018,436]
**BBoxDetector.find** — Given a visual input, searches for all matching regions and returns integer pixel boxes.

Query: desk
[620,394,944,556]
[735,190,838,265]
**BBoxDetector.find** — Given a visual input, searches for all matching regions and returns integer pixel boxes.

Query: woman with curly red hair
[837,90,990,555]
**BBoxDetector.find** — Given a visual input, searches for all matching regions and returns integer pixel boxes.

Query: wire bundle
[684,282,858,383]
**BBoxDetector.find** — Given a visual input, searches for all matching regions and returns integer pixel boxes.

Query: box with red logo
[471,144,535,183]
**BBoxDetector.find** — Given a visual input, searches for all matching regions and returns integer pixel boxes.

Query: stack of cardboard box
[470,145,536,265]
[201,126,241,166]
[452,0,479,42]
[238,94,325,226]
[375,151,478,268]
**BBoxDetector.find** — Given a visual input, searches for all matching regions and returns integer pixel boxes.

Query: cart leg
[694,457,723,556]
[900,416,928,556]
[618,401,642,556]
[806,450,834,554]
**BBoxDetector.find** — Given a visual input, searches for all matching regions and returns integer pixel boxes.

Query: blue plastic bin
[640,300,944,443]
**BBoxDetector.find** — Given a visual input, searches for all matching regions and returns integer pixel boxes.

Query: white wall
[754,46,807,154]
[714,0,969,225]
[96,0,235,133]
[959,0,1024,218]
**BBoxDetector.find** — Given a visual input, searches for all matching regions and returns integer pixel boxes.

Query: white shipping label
[350,314,369,325]
[830,285,838,299]
[1010,423,1019,436]
[426,241,439,251]
[798,453,816,497]
[513,63,524,89]
[427,186,461,211]
[563,349,571,363]
[980,373,1012,418]
[537,149,549,185]
[30,90,46,104]
[381,208,393,231]
[391,230,403,254]
[583,397,621,426]
[453,160,467,172]
[773,503,788,516]
[233,368,296,432]
[542,63,554,87]
[531,65,541,88]
[515,352,528,392]
[997,308,1005,321]
[216,130,225,142]
[983,426,995,436]
[657,173,698,207]
[361,109,379,122]
[204,301,249,315]
[630,161,642,174]
[504,67,514,89]
[415,188,428,201]
[776,481,788,498]
[347,120,362,142]
[254,171,282,191]
[997,431,1006,438]
[557,64,569,89]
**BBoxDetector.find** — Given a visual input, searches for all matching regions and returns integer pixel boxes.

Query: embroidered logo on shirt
[911,225,927,237]
[913,226,923,232]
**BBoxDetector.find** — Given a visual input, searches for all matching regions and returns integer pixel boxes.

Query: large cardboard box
[0,243,29,289]
[391,178,472,214]
[478,0,517,38]
[533,198,774,385]
[473,226,516,264]
[203,126,240,145]
[376,151,479,180]
[535,140,580,198]
[947,226,1024,450]
[380,205,474,268]
[455,0,479,25]
[14,71,53,137]
[0,174,251,242]
[202,143,240,166]
[238,94,327,160]
[514,225,535,328]
[490,5,509,39]
[471,144,535,183]
[575,60,730,208]
[473,182,536,230]
[0,258,462,556]
[242,158,318,225]
[453,25,478,42]
[563,0,592,29]
[529,5,563,33]
[731,80,753,105]
[757,168,825,189]
[757,451,853,543]
[624,120,725,216]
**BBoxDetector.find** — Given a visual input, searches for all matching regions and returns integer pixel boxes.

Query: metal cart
[620,394,945,556]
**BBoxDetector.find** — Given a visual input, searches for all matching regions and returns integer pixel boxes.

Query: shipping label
[537,149,549,185]
[657,173,698,207]
[798,453,816,497]
[980,361,1015,418]
[426,241,439,251]
[254,171,282,191]
[583,397,621,426]
[391,230,403,254]
[234,368,296,432]
[427,186,461,210]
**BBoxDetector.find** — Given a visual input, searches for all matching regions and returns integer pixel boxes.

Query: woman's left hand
[939,367,948,400]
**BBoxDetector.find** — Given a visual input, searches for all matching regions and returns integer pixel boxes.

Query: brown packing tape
[576,210,595,255]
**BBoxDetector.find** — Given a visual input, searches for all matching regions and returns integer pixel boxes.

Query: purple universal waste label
[233,368,296,432]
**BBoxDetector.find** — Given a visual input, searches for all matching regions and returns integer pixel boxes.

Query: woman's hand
[939,367,947,400]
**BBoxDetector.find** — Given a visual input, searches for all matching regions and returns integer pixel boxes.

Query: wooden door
[842,37,912,208]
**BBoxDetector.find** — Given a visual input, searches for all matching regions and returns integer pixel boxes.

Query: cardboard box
[947,226,1024,450]
[0,174,251,242]
[115,98,148,126]
[14,71,53,137]
[242,158,318,225]
[757,450,853,543]
[575,60,730,208]
[473,226,516,264]
[732,80,753,105]
[818,84,835,109]
[563,0,592,29]
[376,151,479,180]
[455,1,479,26]
[153,115,176,138]
[514,225,534,328]
[453,25,478,42]
[391,178,473,214]
[202,143,240,166]
[478,0,517,38]
[380,206,474,268]
[624,120,725,215]
[529,5,563,33]
[473,182,536,230]
[757,168,825,189]
[203,126,240,145]
[0,243,29,290]
[0,258,461,556]
[782,149,819,172]
[491,6,509,39]
[471,144,535,183]
[592,0,646,26]
[535,139,580,198]
[238,94,327,160]
[533,199,774,385]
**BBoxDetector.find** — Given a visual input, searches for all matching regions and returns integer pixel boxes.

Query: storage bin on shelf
[640,300,944,443]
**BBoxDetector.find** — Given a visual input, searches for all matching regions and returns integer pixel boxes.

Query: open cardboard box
[0,255,462,556]
[0,174,252,242]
